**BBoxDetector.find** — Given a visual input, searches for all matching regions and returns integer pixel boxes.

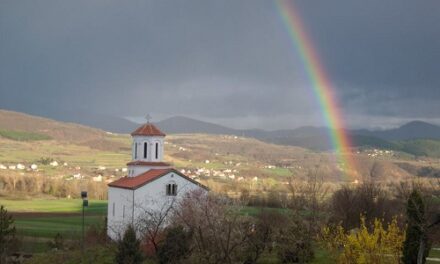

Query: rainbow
[275,0,357,180]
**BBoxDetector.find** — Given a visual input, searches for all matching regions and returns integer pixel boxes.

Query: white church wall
[107,171,207,240]
[133,172,205,221]
[107,187,134,240]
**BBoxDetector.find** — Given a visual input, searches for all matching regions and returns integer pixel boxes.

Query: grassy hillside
[352,133,440,159]
[0,129,52,141]
[0,109,127,151]
[395,139,440,158]
[0,110,438,190]
[0,111,437,260]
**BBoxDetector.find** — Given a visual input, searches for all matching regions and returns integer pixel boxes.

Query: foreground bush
[115,225,143,264]
[157,226,192,264]
[24,245,115,264]
[322,217,405,264]
[276,216,314,263]
[0,205,18,263]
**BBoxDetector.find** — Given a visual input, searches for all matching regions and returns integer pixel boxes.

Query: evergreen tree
[0,205,17,262]
[157,226,192,264]
[402,190,430,264]
[115,225,143,264]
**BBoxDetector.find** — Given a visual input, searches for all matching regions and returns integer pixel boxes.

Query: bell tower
[126,120,170,177]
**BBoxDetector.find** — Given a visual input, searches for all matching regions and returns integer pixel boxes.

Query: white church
[107,122,208,240]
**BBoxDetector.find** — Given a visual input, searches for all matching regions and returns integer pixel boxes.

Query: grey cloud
[0,0,439,129]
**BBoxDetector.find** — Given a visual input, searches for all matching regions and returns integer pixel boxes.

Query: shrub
[115,225,143,264]
[157,226,192,264]
[47,233,64,250]
[0,205,18,262]
[322,216,405,264]
[276,216,314,264]
[244,210,288,264]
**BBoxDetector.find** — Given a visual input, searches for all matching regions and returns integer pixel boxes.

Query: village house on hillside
[107,122,208,240]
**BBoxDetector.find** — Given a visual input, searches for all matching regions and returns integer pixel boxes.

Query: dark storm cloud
[0,0,439,129]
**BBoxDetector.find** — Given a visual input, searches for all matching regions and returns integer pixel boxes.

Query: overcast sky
[1,0,439,129]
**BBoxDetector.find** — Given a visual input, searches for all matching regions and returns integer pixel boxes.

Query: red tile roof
[127,161,171,166]
[108,169,171,189]
[108,168,209,190]
[131,123,166,137]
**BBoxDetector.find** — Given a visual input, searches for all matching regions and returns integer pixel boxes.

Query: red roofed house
[107,122,208,240]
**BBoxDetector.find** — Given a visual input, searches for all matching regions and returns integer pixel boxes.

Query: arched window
[144,142,148,159]
[166,183,177,196]
[155,142,159,159]
[134,143,138,159]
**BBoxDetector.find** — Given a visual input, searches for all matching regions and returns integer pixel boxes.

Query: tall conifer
[402,190,430,264]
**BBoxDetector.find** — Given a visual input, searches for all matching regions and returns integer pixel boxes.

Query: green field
[2,199,107,213]
[2,199,107,240]
[15,215,105,238]
[263,167,292,177]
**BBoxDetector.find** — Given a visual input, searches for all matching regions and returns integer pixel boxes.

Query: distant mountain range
[354,121,440,141]
[155,116,440,152]
[2,109,440,156]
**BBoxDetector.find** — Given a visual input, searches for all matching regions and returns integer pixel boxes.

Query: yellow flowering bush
[321,217,405,264]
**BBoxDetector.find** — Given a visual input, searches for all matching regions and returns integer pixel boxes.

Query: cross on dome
[145,114,152,123]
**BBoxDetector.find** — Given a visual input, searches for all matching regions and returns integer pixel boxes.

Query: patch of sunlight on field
[263,167,292,177]
[2,199,107,213]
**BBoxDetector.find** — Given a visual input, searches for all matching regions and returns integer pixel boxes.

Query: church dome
[131,123,166,137]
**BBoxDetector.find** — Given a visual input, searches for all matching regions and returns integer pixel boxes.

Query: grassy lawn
[2,199,107,213]
[15,215,105,238]
[428,247,440,263]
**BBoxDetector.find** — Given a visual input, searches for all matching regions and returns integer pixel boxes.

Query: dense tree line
[0,174,108,199]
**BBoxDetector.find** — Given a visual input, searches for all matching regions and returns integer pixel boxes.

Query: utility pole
[81,191,88,258]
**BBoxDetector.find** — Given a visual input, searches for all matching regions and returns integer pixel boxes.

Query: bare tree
[135,197,176,254]
[287,166,329,235]
[173,190,248,264]
[243,209,288,264]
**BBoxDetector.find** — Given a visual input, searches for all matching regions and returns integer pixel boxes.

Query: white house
[107,122,208,240]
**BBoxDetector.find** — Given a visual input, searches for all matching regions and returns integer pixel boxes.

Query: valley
[0,110,439,202]
[0,111,439,262]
